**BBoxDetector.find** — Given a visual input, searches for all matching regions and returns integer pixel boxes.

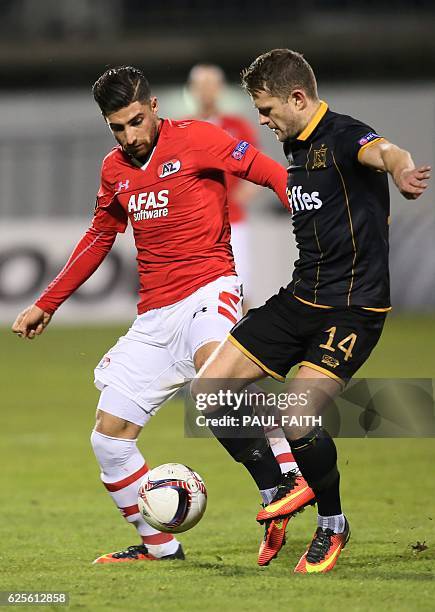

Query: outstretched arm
[188,121,289,209]
[242,151,288,208]
[359,140,431,200]
[12,226,117,339]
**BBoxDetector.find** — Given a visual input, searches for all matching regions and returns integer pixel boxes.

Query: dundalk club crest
[312,144,328,169]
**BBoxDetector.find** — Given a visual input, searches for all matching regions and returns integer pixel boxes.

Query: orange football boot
[294,518,350,574]
[257,516,290,566]
[93,543,185,564]
[257,471,316,524]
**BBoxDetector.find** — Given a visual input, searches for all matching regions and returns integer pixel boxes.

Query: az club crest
[158,159,181,178]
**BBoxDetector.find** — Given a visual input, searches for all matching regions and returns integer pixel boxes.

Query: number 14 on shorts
[319,326,357,362]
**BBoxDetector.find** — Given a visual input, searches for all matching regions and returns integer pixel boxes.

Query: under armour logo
[118,179,130,191]
[192,306,207,319]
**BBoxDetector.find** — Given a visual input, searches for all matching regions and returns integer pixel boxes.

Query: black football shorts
[229,288,387,385]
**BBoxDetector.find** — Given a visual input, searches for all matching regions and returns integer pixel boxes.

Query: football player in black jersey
[192,49,430,573]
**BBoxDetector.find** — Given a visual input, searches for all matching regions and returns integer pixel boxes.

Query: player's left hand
[395,165,431,200]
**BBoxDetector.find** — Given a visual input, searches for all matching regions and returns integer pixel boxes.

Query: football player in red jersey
[12,66,313,565]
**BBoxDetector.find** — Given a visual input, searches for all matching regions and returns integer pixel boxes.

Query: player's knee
[95,386,143,438]
[291,426,332,451]
[95,408,131,436]
[90,429,138,469]
[229,436,270,463]
[204,401,271,463]
[90,429,118,464]
[285,422,319,440]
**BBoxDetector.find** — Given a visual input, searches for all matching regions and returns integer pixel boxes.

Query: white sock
[90,430,179,556]
[145,539,180,558]
[317,513,346,534]
[260,486,278,505]
[267,430,300,474]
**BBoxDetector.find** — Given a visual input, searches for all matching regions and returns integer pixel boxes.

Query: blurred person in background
[11,65,307,566]
[187,64,260,308]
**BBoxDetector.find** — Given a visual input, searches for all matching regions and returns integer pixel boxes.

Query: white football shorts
[94,275,242,426]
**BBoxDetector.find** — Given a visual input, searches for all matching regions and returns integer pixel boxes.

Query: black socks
[291,428,342,516]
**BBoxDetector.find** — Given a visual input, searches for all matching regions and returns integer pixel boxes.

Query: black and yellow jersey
[284,101,391,310]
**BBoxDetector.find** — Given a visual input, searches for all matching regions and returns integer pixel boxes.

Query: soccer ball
[138,463,207,533]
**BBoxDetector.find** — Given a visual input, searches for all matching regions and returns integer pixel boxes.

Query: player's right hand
[396,165,431,200]
[11,304,52,340]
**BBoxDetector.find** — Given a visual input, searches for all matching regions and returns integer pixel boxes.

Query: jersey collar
[296,100,328,142]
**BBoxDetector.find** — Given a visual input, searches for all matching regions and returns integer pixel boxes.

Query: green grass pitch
[1,314,434,611]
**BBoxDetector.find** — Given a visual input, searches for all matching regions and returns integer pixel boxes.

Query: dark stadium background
[0,2,434,610]
[0,0,434,318]
[0,1,434,86]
